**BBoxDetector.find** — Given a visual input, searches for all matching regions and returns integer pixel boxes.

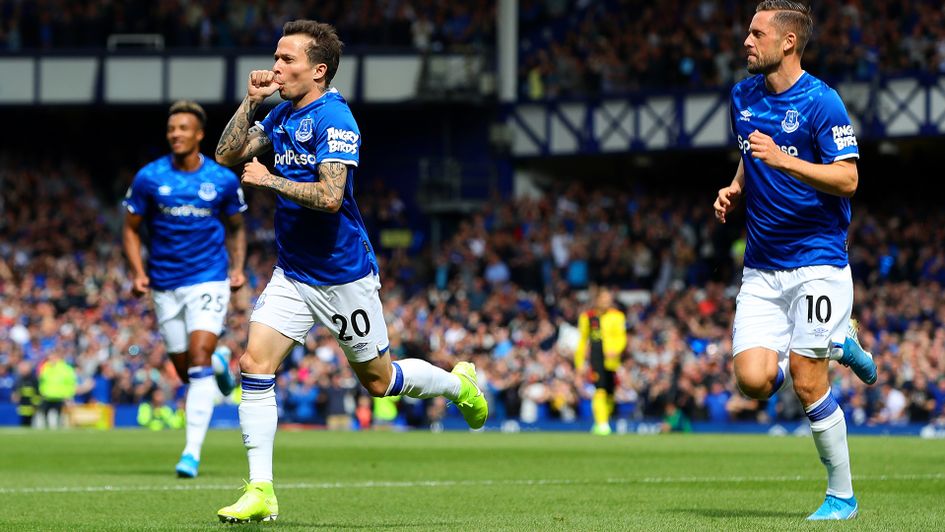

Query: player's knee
[734,352,778,399]
[188,346,213,366]
[239,351,273,375]
[735,374,771,400]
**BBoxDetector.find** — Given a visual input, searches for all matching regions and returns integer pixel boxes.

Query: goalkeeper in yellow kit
[574,288,627,435]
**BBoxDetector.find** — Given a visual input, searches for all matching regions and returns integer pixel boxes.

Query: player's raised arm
[215,71,278,166]
[241,159,347,213]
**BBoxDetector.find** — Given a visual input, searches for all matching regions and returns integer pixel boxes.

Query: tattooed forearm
[244,129,271,157]
[261,162,348,212]
[215,96,267,165]
[317,162,348,206]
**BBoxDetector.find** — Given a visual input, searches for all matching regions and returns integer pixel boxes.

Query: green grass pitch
[0,428,942,530]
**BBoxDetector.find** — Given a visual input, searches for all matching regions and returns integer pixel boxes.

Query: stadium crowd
[0,0,495,52]
[522,0,945,96]
[520,0,945,96]
[1,150,944,431]
[3,1,945,97]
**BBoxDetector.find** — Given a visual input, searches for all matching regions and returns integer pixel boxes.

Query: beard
[747,53,778,74]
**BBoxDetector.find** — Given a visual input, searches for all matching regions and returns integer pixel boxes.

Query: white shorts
[152,280,230,354]
[732,265,852,359]
[250,268,389,364]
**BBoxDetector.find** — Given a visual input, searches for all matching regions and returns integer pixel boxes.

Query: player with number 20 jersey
[213,20,488,524]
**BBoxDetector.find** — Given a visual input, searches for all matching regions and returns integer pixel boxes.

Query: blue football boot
[807,494,858,520]
[175,453,199,478]
[837,319,877,385]
[212,346,236,396]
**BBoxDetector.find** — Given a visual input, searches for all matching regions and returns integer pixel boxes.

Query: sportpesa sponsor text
[158,203,213,217]
[737,135,800,157]
[275,150,318,166]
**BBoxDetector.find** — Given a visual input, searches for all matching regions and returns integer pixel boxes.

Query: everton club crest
[295,117,314,142]
[198,182,218,201]
[781,109,800,133]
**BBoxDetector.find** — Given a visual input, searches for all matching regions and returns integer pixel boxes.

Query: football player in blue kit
[123,100,247,478]
[713,1,878,521]
[213,20,487,523]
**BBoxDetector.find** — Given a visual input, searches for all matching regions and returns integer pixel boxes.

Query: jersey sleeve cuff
[254,120,272,140]
[321,158,358,167]
[833,153,859,162]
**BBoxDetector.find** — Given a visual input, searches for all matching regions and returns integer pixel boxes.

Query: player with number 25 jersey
[123,100,247,479]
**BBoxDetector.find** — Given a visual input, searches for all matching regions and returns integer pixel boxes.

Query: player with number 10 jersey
[713,1,878,521]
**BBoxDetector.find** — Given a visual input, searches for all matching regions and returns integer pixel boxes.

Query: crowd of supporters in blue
[1,149,943,430]
[518,0,945,97]
[2,0,945,96]
[1,0,944,431]
[0,0,495,52]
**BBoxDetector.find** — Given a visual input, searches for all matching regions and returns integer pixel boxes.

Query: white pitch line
[1,473,942,495]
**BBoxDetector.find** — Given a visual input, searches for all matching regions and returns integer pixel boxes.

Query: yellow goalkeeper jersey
[575,308,627,372]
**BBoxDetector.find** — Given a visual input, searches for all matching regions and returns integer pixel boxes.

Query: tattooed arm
[242,159,348,213]
[216,70,281,166]
[215,96,272,166]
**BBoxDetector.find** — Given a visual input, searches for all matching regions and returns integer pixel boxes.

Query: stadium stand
[1,0,944,432]
[3,0,945,95]
[518,0,945,96]
[1,147,943,429]
[0,0,495,51]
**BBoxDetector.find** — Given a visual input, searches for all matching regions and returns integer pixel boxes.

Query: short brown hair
[283,19,344,85]
[756,0,813,55]
[168,100,206,129]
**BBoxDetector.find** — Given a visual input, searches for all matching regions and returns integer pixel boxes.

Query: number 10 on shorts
[805,295,832,324]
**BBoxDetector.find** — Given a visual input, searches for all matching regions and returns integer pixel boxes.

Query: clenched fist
[248,70,282,104]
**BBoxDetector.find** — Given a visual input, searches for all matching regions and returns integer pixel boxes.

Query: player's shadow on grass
[666,508,798,519]
[96,468,167,476]
[279,522,459,529]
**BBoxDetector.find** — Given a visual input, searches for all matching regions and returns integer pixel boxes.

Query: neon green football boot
[217,480,279,523]
[451,361,488,429]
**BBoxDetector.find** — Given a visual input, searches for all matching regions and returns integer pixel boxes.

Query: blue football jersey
[257,88,377,286]
[730,72,859,270]
[124,154,247,290]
